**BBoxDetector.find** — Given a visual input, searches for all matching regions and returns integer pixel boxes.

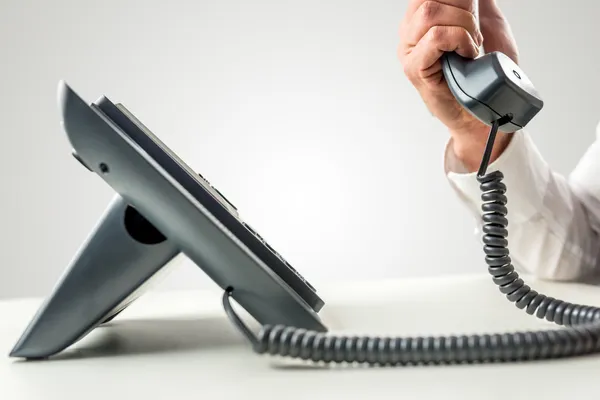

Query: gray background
[1,0,598,299]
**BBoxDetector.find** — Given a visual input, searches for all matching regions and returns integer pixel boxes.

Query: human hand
[398,0,519,171]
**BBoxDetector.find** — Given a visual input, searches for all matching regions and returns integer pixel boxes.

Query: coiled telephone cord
[223,116,600,365]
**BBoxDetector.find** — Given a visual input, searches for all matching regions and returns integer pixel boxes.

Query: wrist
[450,127,513,172]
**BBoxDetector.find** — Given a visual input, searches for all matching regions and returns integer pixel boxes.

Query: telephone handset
[441,51,544,132]
[10,52,600,366]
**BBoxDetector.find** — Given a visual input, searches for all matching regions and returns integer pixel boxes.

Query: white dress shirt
[445,122,600,282]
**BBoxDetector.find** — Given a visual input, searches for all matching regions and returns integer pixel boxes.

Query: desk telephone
[11,50,600,366]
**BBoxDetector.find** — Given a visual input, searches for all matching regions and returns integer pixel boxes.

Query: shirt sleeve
[444,126,600,282]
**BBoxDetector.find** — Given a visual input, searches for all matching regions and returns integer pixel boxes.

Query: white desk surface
[2,274,600,399]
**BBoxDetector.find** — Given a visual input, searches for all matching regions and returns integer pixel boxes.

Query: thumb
[478,0,519,63]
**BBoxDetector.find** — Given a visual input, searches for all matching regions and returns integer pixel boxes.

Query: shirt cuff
[444,129,551,225]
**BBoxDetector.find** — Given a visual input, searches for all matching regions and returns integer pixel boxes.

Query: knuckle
[453,25,466,36]
[454,0,475,12]
[444,26,469,44]
[428,25,445,42]
[419,1,440,22]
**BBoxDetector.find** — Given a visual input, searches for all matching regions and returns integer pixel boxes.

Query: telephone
[10,51,600,366]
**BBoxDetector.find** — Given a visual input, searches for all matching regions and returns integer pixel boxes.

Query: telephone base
[10,81,326,359]
[10,195,181,359]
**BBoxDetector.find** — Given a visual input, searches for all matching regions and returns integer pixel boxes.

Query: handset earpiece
[441,51,544,132]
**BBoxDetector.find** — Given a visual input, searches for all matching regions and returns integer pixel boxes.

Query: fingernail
[477,31,484,46]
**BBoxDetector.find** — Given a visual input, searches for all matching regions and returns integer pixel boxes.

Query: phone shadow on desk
[18,316,250,362]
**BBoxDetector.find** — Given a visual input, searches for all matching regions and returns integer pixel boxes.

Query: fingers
[405,1,482,47]
[405,0,476,22]
[398,1,492,138]
[403,25,480,81]
[399,0,481,67]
